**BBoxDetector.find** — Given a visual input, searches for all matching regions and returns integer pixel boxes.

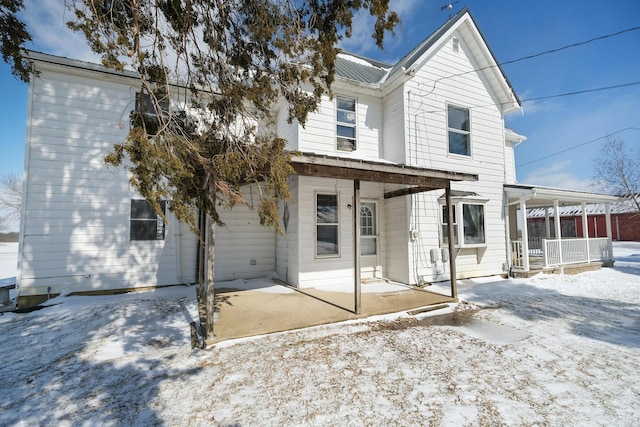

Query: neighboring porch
[504,184,620,276]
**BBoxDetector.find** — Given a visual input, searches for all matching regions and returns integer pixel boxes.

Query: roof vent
[452,37,460,53]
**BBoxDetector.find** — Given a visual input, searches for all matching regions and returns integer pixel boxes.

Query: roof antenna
[440,1,460,18]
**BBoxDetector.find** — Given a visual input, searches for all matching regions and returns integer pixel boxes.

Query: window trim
[336,96,357,152]
[360,201,378,257]
[315,192,340,258]
[446,103,472,157]
[440,200,487,248]
[130,199,166,241]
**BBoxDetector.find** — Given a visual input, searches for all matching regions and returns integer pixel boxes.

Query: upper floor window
[447,105,471,156]
[132,92,170,134]
[131,199,166,241]
[336,96,356,151]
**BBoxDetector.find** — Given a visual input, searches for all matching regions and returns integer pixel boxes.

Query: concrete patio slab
[207,278,454,343]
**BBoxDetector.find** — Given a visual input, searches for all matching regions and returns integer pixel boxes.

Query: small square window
[447,105,470,156]
[131,199,166,241]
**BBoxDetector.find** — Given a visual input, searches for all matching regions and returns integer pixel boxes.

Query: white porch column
[519,198,530,272]
[582,202,590,263]
[554,200,563,268]
[544,207,551,239]
[504,199,512,269]
[605,203,613,265]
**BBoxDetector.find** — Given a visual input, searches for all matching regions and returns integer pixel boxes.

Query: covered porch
[504,184,620,276]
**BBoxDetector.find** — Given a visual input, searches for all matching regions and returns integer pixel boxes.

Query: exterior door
[360,201,379,273]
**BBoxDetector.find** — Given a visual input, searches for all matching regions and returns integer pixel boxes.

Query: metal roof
[335,54,391,84]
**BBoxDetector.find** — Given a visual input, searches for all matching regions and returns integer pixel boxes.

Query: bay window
[441,201,486,247]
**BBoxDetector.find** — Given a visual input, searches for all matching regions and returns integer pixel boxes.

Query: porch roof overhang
[290,152,478,195]
[504,184,622,208]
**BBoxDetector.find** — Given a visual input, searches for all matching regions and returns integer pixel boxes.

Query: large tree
[3,0,399,342]
[0,0,31,81]
[594,136,640,213]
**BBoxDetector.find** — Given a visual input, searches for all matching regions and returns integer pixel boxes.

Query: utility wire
[422,25,640,94]
[417,79,640,115]
[519,81,640,103]
[502,25,640,67]
[517,122,640,168]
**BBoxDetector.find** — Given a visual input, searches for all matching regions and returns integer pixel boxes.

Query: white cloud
[520,161,597,192]
[22,1,103,62]
[338,0,422,56]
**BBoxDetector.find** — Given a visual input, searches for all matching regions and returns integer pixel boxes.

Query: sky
[1,0,639,199]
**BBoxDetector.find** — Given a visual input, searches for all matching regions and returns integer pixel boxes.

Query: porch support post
[353,179,361,314]
[605,203,613,265]
[554,200,563,270]
[504,197,512,270]
[581,202,590,263]
[519,198,530,272]
[445,182,457,299]
[544,208,551,239]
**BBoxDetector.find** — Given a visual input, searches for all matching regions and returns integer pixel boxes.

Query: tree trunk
[204,214,216,342]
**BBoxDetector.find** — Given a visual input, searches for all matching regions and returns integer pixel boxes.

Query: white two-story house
[16,8,616,309]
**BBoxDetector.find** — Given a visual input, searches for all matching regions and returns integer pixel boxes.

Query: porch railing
[543,237,611,267]
[510,240,524,269]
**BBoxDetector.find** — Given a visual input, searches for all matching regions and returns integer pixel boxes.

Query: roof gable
[335,7,520,113]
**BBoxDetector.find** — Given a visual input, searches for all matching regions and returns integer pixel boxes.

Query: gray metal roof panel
[335,54,390,84]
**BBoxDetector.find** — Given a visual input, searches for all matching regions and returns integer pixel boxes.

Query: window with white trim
[360,202,377,256]
[441,202,486,247]
[447,105,471,156]
[316,194,339,256]
[441,204,458,246]
[131,199,166,241]
[336,96,356,151]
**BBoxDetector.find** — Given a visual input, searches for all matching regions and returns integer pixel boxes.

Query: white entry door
[360,202,379,271]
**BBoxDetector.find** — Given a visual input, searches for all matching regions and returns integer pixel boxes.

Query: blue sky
[1,0,639,195]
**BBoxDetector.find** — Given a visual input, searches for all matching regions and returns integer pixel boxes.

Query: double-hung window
[441,202,486,247]
[131,199,166,241]
[336,96,356,151]
[316,194,339,256]
[447,105,471,156]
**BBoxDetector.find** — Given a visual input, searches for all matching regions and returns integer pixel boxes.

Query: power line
[417,79,640,115]
[502,25,640,66]
[517,122,640,168]
[424,25,640,94]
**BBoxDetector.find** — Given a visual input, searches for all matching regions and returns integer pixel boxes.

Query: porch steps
[511,262,605,278]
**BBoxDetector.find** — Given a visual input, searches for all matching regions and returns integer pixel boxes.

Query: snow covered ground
[0,243,639,425]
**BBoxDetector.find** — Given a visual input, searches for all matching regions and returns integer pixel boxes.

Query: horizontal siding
[382,87,406,163]
[214,185,277,281]
[19,69,195,297]
[384,195,410,283]
[298,93,383,161]
[276,176,298,284]
[296,176,355,288]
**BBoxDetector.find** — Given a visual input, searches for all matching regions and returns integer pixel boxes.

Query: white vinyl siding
[18,68,198,298]
[214,185,277,281]
[401,29,509,281]
[298,92,382,161]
